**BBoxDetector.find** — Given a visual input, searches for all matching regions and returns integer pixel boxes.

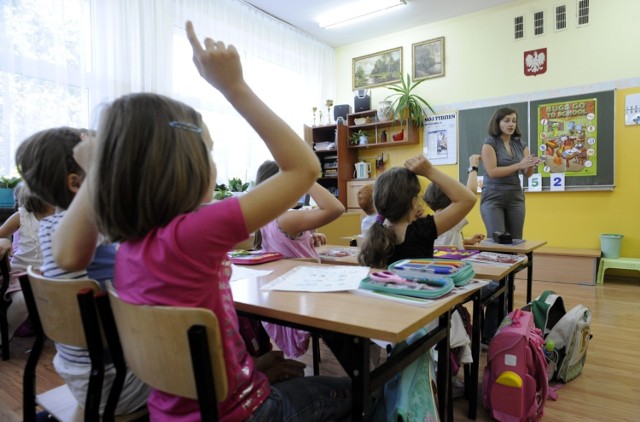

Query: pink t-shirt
[260,218,319,261]
[115,198,270,422]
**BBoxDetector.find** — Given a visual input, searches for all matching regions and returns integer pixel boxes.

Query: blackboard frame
[457,90,615,191]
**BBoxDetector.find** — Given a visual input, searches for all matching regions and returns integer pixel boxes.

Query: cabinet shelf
[347,109,419,148]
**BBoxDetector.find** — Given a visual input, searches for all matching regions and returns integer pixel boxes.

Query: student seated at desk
[357,184,377,235]
[54,22,351,422]
[358,155,476,269]
[253,159,345,358]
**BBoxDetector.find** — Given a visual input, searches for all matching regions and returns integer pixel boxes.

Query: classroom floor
[1,276,638,421]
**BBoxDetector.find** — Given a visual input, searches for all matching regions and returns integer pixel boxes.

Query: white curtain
[0,0,335,186]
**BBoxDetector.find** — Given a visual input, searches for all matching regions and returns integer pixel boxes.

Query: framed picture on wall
[352,47,403,90]
[412,37,445,81]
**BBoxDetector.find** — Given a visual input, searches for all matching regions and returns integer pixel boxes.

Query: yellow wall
[333,0,640,257]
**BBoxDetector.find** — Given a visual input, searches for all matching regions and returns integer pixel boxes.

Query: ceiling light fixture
[317,0,407,29]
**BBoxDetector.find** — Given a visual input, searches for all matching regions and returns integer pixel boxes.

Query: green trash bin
[600,234,623,259]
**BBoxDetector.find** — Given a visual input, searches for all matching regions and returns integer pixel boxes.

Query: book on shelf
[462,251,526,266]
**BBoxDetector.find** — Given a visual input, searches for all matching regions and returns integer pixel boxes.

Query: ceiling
[243,0,517,47]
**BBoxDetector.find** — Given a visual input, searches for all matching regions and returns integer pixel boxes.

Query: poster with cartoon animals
[536,98,598,177]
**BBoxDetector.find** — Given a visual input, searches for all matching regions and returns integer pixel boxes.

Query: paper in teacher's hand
[261,266,370,292]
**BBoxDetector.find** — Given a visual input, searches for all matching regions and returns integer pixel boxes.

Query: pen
[394,264,454,275]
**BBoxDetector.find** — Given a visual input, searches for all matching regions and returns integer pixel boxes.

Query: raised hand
[185,21,245,98]
[404,155,433,177]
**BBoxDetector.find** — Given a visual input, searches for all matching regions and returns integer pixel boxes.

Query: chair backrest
[105,281,229,403]
[26,266,100,347]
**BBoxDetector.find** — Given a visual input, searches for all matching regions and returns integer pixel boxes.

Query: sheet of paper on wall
[424,112,457,165]
[230,264,273,282]
[261,265,370,292]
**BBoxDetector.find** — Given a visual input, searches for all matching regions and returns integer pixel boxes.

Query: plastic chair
[0,251,11,360]
[19,267,146,422]
[100,281,229,421]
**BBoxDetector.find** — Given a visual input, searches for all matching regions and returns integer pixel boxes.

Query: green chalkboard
[458,102,529,184]
[458,90,615,191]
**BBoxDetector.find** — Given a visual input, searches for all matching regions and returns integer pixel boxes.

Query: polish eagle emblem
[524,48,547,76]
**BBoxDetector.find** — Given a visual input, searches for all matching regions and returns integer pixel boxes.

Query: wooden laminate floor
[1,276,639,421]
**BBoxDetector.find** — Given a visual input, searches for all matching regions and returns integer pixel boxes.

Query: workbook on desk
[462,251,527,267]
[261,265,370,292]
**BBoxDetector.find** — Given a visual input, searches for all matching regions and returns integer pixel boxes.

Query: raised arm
[466,154,481,192]
[186,21,319,234]
[404,155,476,236]
[51,138,99,271]
[276,183,345,236]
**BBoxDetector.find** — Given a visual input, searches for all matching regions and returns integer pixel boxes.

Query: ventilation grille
[534,11,544,35]
[556,5,567,30]
[514,15,524,39]
[577,0,590,25]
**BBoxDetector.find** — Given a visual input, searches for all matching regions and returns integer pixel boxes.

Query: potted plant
[350,129,368,146]
[0,176,22,208]
[384,73,436,127]
[228,177,250,193]
[214,183,232,200]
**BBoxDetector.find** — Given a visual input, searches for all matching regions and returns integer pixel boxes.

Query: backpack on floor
[546,304,592,382]
[525,290,566,337]
[483,309,548,422]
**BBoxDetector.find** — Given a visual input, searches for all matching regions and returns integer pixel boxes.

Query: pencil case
[227,250,284,265]
[388,258,475,287]
[359,274,454,299]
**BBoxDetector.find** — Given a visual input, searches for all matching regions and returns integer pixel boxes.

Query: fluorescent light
[317,0,407,29]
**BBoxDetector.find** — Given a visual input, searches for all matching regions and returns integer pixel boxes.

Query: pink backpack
[483,309,548,421]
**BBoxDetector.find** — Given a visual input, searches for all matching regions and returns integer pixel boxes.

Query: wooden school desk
[231,259,484,421]
[466,239,547,306]
[316,245,522,420]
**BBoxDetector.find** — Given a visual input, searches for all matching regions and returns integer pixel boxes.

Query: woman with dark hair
[480,107,540,239]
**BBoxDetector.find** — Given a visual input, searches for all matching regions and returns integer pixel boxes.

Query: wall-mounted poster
[536,98,597,177]
[424,112,457,165]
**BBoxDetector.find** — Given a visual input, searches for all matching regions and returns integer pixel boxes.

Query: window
[514,16,524,39]
[577,0,590,26]
[0,0,91,177]
[555,5,567,30]
[533,11,545,36]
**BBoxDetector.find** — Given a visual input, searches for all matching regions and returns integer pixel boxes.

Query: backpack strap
[526,327,549,420]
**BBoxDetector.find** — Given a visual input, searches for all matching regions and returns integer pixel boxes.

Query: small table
[466,239,547,307]
[231,259,483,421]
[597,257,640,284]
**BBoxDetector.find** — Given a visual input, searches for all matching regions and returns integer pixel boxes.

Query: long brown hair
[358,167,421,268]
[487,107,521,138]
[15,127,84,209]
[92,93,210,241]
[252,160,279,250]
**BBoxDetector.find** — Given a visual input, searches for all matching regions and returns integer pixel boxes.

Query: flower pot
[377,101,392,122]
[0,188,15,208]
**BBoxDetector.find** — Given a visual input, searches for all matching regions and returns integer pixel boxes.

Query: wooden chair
[19,267,146,422]
[99,281,228,421]
[1,251,11,360]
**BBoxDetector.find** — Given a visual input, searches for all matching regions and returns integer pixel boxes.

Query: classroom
[0,0,639,421]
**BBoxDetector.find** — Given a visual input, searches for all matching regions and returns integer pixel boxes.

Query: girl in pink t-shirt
[54,21,350,422]
[252,160,345,357]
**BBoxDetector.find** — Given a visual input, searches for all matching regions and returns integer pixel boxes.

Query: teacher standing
[480,107,539,240]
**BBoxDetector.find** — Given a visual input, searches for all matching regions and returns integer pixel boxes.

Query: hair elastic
[169,121,202,133]
[375,214,385,224]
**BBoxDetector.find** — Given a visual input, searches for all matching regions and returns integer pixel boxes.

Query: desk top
[315,244,518,280]
[231,259,482,343]
[466,239,547,254]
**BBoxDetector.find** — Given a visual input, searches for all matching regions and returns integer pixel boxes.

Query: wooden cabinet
[346,180,374,211]
[303,123,356,207]
[346,110,419,149]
